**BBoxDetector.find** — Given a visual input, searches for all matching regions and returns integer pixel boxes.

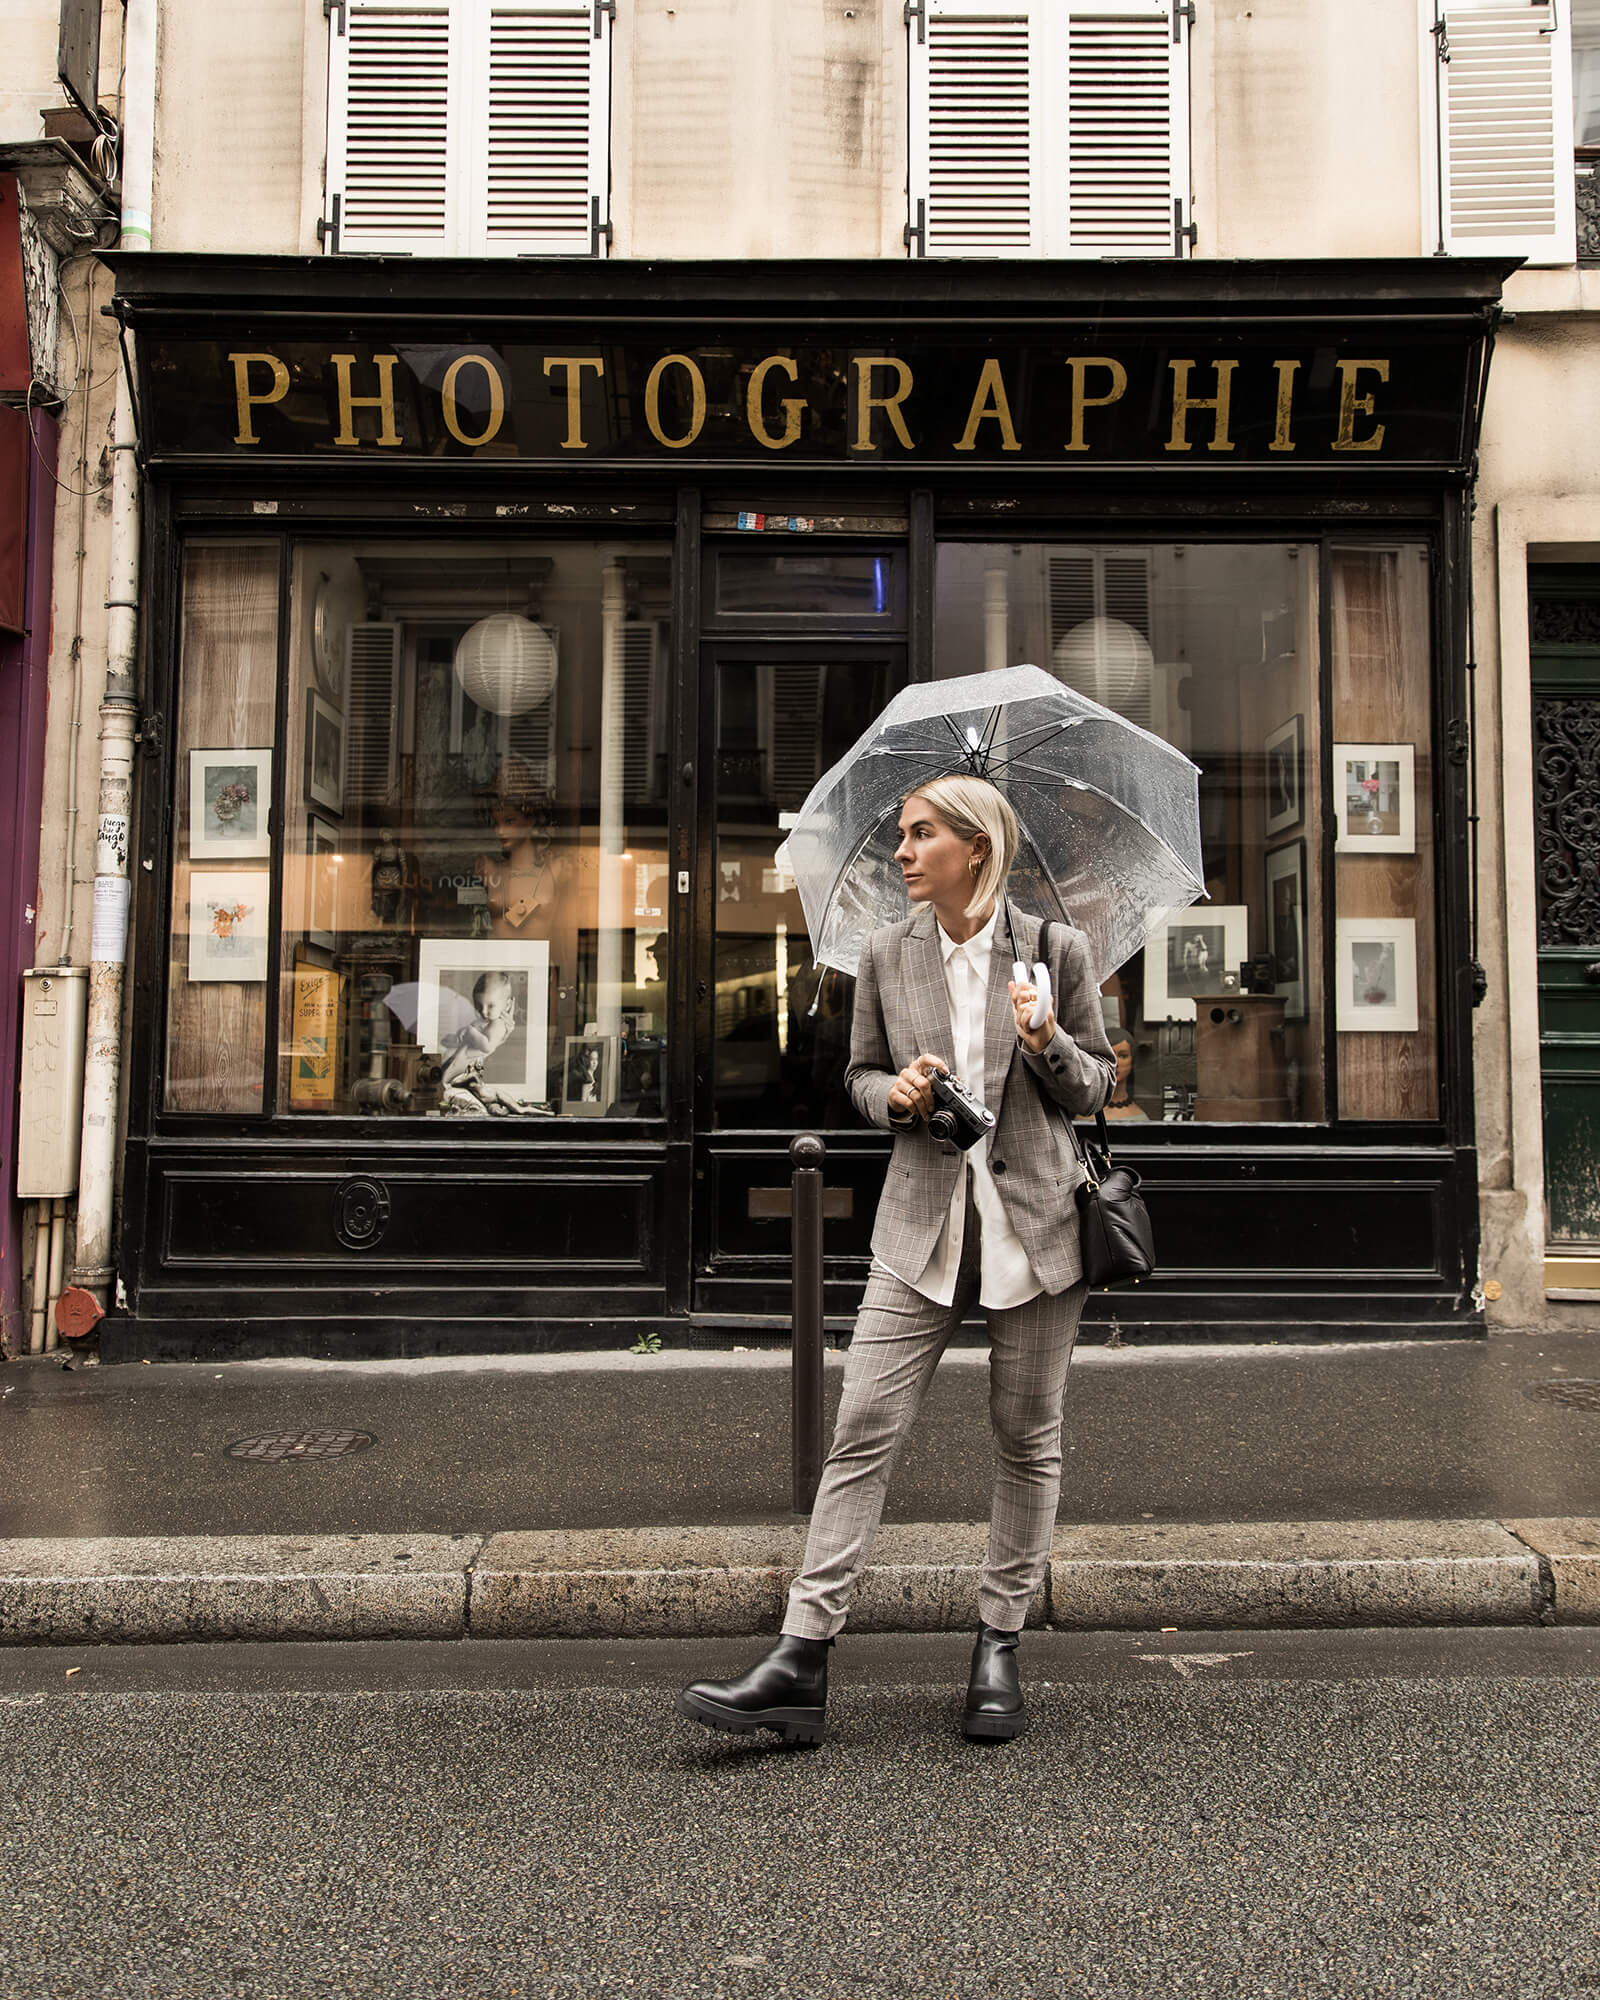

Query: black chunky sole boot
[962,1624,1027,1742]
[676,1634,831,1747]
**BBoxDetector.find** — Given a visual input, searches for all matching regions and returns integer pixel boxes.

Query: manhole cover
[1524,1379,1600,1412]
[224,1429,377,1462]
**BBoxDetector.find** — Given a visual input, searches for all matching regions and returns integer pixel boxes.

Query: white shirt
[887,906,1042,1312]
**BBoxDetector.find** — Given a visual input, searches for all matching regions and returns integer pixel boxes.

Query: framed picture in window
[415,937,550,1113]
[305,690,345,817]
[562,1033,617,1116]
[1264,841,1308,1021]
[189,748,272,860]
[305,815,341,953]
[1334,743,1415,854]
[1142,906,1249,1023]
[1263,715,1303,837]
[1335,918,1418,1033]
[187,870,269,983]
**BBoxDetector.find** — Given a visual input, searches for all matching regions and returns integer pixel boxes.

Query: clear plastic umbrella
[777,664,1204,986]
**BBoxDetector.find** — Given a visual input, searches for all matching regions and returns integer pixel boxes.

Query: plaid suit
[783,905,1117,1639]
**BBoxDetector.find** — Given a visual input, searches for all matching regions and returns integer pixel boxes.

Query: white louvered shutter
[343,623,403,806]
[328,0,463,254]
[468,3,610,255]
[327,0,610,256]
[1435,1,1575,263]
[909,0,1189,258]
[616,622,662,802]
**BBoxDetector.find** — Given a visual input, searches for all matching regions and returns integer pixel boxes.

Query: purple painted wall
[0,410,57,1355]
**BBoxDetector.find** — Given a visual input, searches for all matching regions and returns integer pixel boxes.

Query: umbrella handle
[1011,960,1053,1033]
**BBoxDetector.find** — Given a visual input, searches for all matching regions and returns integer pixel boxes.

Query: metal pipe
[44,1197,67,1353]
[789,1133,826,1513]
[72,2,153,1306]
[28,1200,50,1354]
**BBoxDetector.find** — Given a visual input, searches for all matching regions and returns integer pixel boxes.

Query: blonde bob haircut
[909,774,1020,918]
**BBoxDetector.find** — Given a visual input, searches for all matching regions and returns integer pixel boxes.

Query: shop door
[1531,642,1600,1268]
[692,638,908,1319]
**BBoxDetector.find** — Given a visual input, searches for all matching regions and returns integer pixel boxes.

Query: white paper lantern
[1052,616,1154,727]
[452,613,558,716]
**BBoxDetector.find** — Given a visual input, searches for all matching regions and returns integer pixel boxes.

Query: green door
[1531,617,1600,1252]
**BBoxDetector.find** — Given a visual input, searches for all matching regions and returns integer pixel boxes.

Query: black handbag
[1033,922,1156,1289]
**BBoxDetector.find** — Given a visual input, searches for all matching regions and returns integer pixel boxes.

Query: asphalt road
[2,1629,1597,1999]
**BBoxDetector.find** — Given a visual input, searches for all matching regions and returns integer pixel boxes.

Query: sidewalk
[2,1329,1597,1643]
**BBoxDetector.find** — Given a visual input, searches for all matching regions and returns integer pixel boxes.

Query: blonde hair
[909,774,1020,918]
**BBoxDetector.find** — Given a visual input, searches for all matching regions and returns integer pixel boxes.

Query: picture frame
[287,954,342,1109]
[305,689,345,817]
[1335,918,1418,1033]
[1142,906,1250,1023]
[1263,715,1303,837]
[562,1032,617,1116]
[187,869,270,983]
[305,814,341,953]
[415,938,550,1107]
[189,748,272,860]
[1334,743,1415,854]
[1264,841,1308,1022]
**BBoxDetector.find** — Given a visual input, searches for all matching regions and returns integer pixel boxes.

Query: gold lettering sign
[1063,357,1128,453]
[1166,359,1239,454]
[1332,358,1389,452]
[850,356,915,452]
[228,351,290,446]
[953,358,1021,453]
[645,353,708,449]
[441,354,507,447]
[331,353,401,449]
[746,354,805,450]
[1270,359,1300,454]
[542,355,605,450]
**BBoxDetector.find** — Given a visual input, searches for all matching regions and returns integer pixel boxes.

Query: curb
[0,1519,1595,1647]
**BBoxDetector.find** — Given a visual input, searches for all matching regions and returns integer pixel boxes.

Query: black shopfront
[103,256,1509,1361]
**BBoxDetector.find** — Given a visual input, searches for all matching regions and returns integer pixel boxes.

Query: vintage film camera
[927,1068,997,1151]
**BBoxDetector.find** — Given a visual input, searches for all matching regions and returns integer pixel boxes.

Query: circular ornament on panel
[334,1175,392,1251]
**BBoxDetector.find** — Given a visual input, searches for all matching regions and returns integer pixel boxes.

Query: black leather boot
[962,1624,1027,1741]
[676,1634,831,1747]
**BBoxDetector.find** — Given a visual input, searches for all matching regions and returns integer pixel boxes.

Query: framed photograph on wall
[563,1033,617,1115]
[189,748,272,860]
[187,870,270,983]
[1264,841,1308,1021]
[305,815,341,952]
[305,690,345,817]
[1335,918,1418,1033]
[1334,743,1415,854]
[1142,905,1249,1023]
[415,938,550,1110]
[1263,715,1303,837]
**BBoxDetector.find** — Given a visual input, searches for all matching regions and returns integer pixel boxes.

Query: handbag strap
[1036,918,1112,1188]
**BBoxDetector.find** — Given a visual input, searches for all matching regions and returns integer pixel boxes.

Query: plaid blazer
[846,904,1117,1295]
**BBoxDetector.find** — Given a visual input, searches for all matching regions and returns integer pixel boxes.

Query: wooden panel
[1332,547,1439,1120]
[164,543,280,1113]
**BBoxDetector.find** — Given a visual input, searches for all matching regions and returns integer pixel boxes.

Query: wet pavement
[2,1327,1597,1540]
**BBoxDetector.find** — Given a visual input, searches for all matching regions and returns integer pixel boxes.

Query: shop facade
[103,254,1509,1360]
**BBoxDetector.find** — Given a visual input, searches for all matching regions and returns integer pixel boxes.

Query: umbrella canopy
[777,664,1204,986]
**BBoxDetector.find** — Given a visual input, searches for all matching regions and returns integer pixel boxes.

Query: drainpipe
[71,0,154,1311]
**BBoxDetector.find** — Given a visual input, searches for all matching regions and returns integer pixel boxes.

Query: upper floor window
[324,0,612,256]
[907,0,1192,259]
[1432,0,1575,263]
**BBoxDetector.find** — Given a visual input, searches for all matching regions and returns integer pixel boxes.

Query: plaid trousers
[782,1192,1088,1639]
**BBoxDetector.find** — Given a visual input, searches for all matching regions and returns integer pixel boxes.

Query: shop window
[936,542,1329,1125]
[907,0,1192,258]
[164,542,282,1113]
[1431,0,1576,264]
[323,0,611,256]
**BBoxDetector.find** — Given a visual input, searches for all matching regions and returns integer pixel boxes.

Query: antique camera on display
[927,1069,998,1151]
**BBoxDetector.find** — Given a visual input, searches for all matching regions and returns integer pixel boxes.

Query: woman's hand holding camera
[887,1054,945,1123]
[1008,978,1056,1055]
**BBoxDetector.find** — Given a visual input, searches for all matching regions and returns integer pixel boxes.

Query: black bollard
[789,1133,826,1513]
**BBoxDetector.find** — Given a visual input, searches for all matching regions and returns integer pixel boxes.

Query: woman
[678,774,1115,1747]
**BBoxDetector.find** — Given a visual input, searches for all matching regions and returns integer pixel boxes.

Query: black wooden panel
[1146,1178,1442,1276]
[158,1167,657,1274]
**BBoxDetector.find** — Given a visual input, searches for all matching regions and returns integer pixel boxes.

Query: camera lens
[927,1109,956,1144]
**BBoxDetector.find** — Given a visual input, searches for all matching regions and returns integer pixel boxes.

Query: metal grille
[1523,1379,1600,1411]
[225,1429,377,1462]
[1533,695,1600,948]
